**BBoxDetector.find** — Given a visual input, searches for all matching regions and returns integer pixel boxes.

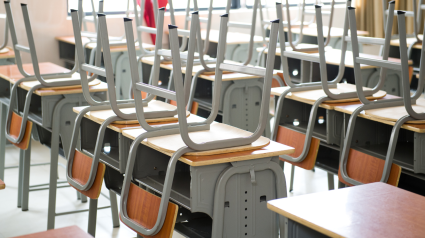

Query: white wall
[0,1,347,66]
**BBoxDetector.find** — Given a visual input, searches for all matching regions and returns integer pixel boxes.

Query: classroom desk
[389,36,423,70]
[0,47,15,65]
[0,62,108,229]
[282,26,368,49]
[267,182,425,238]
[141,56,284,135]
[75,107,295,237]
[261,48,411,96]
[271,84,425,195]
[56,36,155,99]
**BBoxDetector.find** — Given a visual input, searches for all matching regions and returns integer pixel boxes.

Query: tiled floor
[0,140,335,238]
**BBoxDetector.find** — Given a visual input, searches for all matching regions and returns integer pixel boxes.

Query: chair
[339,6,425,186]
[271,1,392,191]
[118,13,281,237]
[3,2,84,148]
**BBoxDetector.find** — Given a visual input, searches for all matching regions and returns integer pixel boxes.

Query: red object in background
[137,0,168,44]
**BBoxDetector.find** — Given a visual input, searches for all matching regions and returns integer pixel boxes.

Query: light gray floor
[0,140,336,238]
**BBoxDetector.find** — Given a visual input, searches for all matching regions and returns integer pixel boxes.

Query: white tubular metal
[355,57,402,70]
[344,36,386,45]
[137,26,158,34]
[227,21,252,29]
[135,83,177,101]
[219,63,266,77]
[15,44,30,53]
[386,9,415,17]
[157,49,194,60]
[176,29,191,37]
[81,64,107,77]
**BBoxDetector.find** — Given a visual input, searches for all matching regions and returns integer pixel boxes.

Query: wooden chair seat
[9,112,33,150]
[11,226,93,238]
[0,178,5,190]
[275,126,320,170]
[338,149,401,186]
[19,76,101,91]
[365,98,425,124]
[122,183,178,238]
[69,150,105,199]
[270,83,387,103]
[123,122,271,156]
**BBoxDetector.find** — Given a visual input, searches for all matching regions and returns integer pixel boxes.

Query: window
[67,0,132,15]
[67,0,239,15]
[245,0,347,8]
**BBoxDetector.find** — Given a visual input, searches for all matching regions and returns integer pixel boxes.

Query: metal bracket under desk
[129,147,284,238]
[194,77,268,135]
[0,57,15,65]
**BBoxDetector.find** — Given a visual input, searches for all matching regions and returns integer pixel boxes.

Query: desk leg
[21,139,31,211]
[289,164,295,192]
[0,103,6,180]
[87,198,98,237]
[211,162,287,238]
[47,97,74,230]
[17,149,24,208]
[109,190,120,228]
[327,173,334,190]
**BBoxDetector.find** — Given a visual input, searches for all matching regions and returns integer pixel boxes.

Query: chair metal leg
[80,193,88,203]
[109,190,120,228]
[21,139,31,211]
[327,173,334,190]
[87,198,98,237]
[338,181,346,189]
[17,149,24,208]
[289,165,295,192]
[0,103,7,181]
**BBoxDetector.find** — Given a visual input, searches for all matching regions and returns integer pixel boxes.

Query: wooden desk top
[0,47,15,59]
[0,62,107,96]
[260,48,411,69]
[270,83,386,108]
[141,57,283,82]
[73,107,294,165]
[0,178,4,190]
[390,35,423,50]
[12,225,93,238]
[123,122,271,156]
[283,25,369,38]
[55,36,155,52]
[333,96,425,133]
[268,182,425,238]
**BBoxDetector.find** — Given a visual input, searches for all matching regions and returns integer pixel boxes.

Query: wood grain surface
[19,75,101,91]
[125,182,178,238]
[0,62,70,83]
[8,112,33,150]
[338,149,401,187]
[267,182,425,238]
[141,57,283,82]
[365,98,425,124]
[87,100,188,124]
[0,62,108,96]
[270,83,386,103]
[124,123,270,156]
[11,226,93,238]
[0,47,15,59]
[69,150,105,199]
[275,126,320,170]
[333,99,425,133]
